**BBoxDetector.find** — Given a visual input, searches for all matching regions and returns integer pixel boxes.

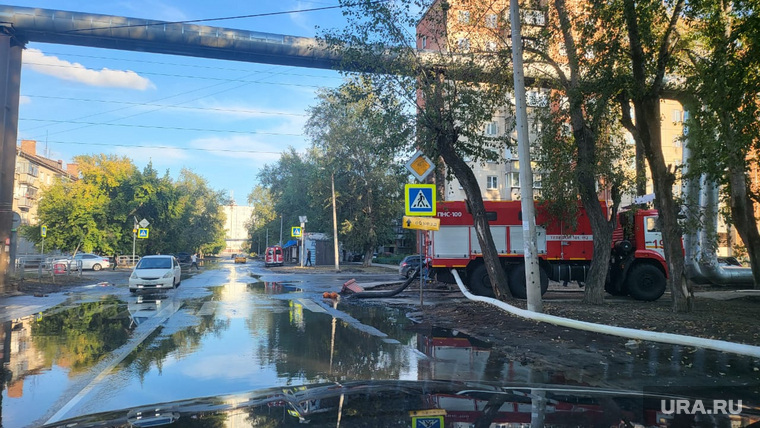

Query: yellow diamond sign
[405,151,435,181]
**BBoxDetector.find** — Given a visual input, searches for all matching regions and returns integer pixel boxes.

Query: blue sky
[10,0,352,205]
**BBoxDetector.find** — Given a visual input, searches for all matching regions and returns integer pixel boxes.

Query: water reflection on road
[1,261,759,427]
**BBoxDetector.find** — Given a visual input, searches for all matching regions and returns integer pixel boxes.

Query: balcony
[17,197,34,209]
[16,172,38,186]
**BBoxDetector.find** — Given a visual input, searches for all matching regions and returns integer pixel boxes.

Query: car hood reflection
[43,380,759,427]
[127,291,173,327]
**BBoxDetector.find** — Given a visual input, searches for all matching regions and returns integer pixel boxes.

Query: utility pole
[510,0,543,313]
[279,215,283,246]
[132,217,138,265]
[331,173,340,272]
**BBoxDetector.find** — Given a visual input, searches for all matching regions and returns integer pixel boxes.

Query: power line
[29,139,288,155]
[20,118,304,136]
[24,63,292,138]
[22,95,309,117]
[62,1,386,33]
[23,62,325,89]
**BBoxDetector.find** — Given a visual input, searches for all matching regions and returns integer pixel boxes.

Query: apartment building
[416,0,686,202]
[221,203,254,256]
[13,140,78,252]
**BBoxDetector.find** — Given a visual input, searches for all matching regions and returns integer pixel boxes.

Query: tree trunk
[639,98,693,312]
[575,124,614,305]
[437,131,512,299]
[727,165,760,289]
[554,0,616,305]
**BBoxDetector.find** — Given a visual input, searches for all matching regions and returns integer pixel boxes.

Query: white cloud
[22,49,155,90]
[19,95,31,105]
[113,145,189,163]
[188,135,286,162]
[194,101,308,121]
[289,1,316,32]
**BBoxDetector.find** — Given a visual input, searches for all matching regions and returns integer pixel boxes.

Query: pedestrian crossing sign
[292,227,302,237]
[405,184,436,216]
[138,228,149,239]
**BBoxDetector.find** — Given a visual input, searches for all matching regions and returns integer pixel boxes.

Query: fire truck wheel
[468,264,495,297]
[508,265,549,299]
[626,263,666,301]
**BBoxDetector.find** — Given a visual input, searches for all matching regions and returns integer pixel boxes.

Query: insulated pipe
[451,269,760,358]
[0,5,342,70]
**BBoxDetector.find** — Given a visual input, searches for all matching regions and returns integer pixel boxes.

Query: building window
[457,38,470,52]
[458,10,470,24]
[672,109,683,123]
[485,13,498,28]
[421,35,427,49]
[485,121,499,135]
[487,176,498,189]
[526,90,549,107]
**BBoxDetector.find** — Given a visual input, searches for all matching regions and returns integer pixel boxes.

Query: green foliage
[305,76,410,257]
[28,156,228,256]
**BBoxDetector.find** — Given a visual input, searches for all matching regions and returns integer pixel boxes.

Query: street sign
[403,216,440,231]
[292,227,302,237]
[41,225,47,237]
[12,211,21,229]
[138,218,150,228]
[405,184,436,216]
[405,151,435,182]
[411,415,444,428]
[137,228,149,239]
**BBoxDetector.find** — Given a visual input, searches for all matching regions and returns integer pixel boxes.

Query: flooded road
[1,261,758,427]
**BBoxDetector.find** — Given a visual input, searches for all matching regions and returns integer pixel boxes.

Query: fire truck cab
[429,201,668,301]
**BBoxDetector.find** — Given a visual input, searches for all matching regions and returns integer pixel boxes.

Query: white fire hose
[451,269,760,358]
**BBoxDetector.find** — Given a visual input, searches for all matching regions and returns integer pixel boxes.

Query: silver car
[129,255,182,292]
[55,253,111,271]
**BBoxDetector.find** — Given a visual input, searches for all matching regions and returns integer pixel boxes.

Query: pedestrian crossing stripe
[405,184,436,216]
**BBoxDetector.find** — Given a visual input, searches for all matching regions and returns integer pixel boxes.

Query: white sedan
[129,255,181,292]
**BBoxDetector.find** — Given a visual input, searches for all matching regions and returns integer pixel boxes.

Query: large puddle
[3,274,759,427]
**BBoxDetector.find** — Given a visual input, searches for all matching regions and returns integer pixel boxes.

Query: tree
[684,0,760,288]
[175,169,228,255]
[25,154,136,254]
[617,0,693,311]
[27,156,228,257]
[257,148,322,244]
[321,0,515,298]
[246,185,277,254]
[305,76,410,265]
[531,0,631,303]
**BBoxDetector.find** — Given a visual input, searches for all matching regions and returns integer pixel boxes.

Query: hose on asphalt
[451,269,760,358]
[352,268,419,299]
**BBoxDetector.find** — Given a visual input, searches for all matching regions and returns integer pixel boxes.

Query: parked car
[129,255,182,292]
[175,252,191,263]
[54,253,110,271]
[399,255,422,278]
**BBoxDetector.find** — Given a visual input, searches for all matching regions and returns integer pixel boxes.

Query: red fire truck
[429,200,668,301]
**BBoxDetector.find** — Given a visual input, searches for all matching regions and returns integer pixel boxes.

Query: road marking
[44,297,183,425]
